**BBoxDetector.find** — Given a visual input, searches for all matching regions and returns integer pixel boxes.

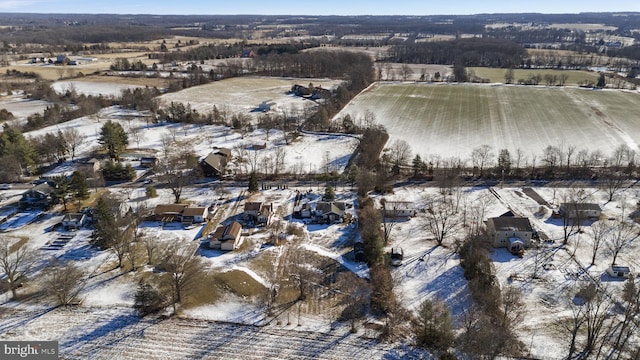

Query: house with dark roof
[153,204,208,223]
[243,202,272,225]
[486,217,534,255]
[20,183,56,208]
[315,201,346,224]
[208,222,242,251]
[153,204,189,222]
[559,203,602,220]
[200,150,230,177]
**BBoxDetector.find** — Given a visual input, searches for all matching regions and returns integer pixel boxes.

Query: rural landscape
[0,9,640,360]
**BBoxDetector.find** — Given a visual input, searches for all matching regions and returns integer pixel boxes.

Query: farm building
[20,183,56,208]
[208,222,242,251]
[62,213,86,230]
[559,203,602,220]
[381,201,416,218]
[486,217,534,255]
[243,202,272,225]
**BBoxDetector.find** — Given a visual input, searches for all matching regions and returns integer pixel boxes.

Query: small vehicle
[0,184,11,190]
[390,247,404,267]
[143,178,153,184]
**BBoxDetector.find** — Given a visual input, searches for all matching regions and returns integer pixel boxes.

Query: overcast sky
[1,0,639,15]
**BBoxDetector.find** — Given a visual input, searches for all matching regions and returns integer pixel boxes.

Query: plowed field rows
[336,83,640,158]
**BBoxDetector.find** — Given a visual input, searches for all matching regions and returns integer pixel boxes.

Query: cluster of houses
[293,201,347,224]
[28,55,94,66]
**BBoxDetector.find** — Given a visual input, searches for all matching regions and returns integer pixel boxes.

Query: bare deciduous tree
[589,221,611,265]
[471,145,492,177]
[421,197,461,246]
[62,127,84,161]
[43,260,86,306]
[160,242,202,313]
[0,237,36,299]
[607,220,638,265]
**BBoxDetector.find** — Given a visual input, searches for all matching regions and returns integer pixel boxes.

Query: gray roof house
[20,183,56,208]
[559,203,602,220]
[486,217,534,255]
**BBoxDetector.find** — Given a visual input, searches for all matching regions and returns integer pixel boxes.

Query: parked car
[0,184,11,190]
[390,247,404,266]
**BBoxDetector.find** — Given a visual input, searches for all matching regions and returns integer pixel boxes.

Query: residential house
[200,151,229,177]
[315,201,345,224]
[381,201,416,218]
[181,206,209,224]
[153,204,189,222]
[84,158,103,172]
[293,201,312,219]
[213,147,232,161]
[607,265,632,278]
[20,183,56,208]
[559,203,602,220]
[140,157,157,168]
[62,213,86,230]
[486,217,534,255]
[244,202,273,225]
[208,222,242,251]
[153,204,209,224]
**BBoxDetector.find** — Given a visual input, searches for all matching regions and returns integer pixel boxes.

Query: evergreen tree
[324,185,335,201]
[596,73,606,88]
[69,171,89,202]
[98,121,128,160]
[0,124,37,173]
[92,197,117,249]
[52,175,70,211]
[412,154,424,177]
[497,149,512,175]
[414,299,455,351]
[248,172,259,193]
[134,280,166,316]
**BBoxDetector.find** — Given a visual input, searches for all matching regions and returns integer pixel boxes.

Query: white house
[62,213,86,230]
[486,217,534,254]
[607,265,632,279]
[181,206,209,224]
[381,201,416,218]
[243,202,272,225]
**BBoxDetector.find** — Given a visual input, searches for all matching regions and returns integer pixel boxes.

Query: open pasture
[336,83,640,158]
[156,76,343,117]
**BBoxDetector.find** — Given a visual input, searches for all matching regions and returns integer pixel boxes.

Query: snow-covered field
[51,80,144,97]
[156,76,343,118]
[3,75,640,358]
[0,92,52,127]
[334,82,640,159]
[24,105,358,176]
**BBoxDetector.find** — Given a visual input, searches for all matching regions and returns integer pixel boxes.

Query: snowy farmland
[335,82,640,159]
[156,76,343,118]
